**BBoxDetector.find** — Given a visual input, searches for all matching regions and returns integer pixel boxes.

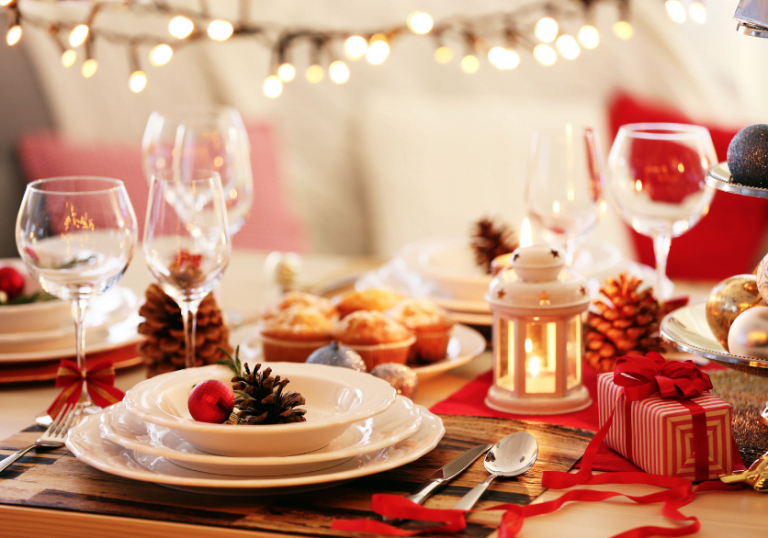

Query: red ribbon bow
[612,351,713,402]
[46,360,125,418]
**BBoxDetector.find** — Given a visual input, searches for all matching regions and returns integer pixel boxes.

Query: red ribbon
[46,359,125,418]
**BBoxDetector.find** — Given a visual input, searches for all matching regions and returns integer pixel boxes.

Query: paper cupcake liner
[413,330,452,363]
[344,336,416,371]
[260,335,332,363]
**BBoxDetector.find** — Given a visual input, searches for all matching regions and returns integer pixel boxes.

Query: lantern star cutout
[513,252,520,261]
[497,289,507,300]
[538,291,551,305]
[579,285,587,297]
[550,249,560,259]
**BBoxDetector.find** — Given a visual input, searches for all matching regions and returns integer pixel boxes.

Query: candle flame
[520,218,533,248]
[530,355,541,377]
[525,338,533,353]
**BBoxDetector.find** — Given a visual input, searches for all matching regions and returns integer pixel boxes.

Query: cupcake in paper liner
[334,288,404,319]
[260,290,338,322]
[259,306,334,362]
[332,310,415,370]
[387,298,455,363]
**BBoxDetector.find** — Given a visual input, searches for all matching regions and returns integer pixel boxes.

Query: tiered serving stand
[660,162,768,426]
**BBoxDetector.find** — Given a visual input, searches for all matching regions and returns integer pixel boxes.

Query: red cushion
[609,94,768,280]
[16,125,306,253]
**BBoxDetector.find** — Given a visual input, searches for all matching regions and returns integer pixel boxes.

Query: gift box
[597,355,733,481]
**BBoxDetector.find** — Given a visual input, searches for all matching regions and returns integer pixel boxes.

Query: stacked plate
[357,238,670,326]
[67,363,446,495]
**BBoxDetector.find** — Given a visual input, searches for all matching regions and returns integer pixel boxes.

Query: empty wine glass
[142,105,253,236]
[607,123,716,300]
[525,123,605,264]
[16,177,138,403]
[144,169,231,369]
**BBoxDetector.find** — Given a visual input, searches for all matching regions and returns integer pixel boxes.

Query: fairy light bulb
[578,25,599,49]
[305,64,324,83]
[460,54,479,74]
[329,60,350,84]
[6,25,21,46]
[149,44,173,66]
[487,46,520,70]
[689,1,706,24]
[129,71,147,93]
[277,63,296,82]
[81,58,98,78]
[168,16,194,39]
[407,12,433,35]
[533,43,557,66]
[434,45,453,64]
[344,35,367,60]
[263,75,282,98]
[69,24,89,47]
[365,35,390,65]
[555,34,580,60]
[665,0,686,24]
[535,16,559,43]
[208,20,234,41]
[613,20,633,40]
[61,49,77,67]
[0,0,15,6]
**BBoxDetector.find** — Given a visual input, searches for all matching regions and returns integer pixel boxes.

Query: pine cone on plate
[137,284,233,377]
[584,273,665,373]
[230,361,307,425]
[470,217,519,274]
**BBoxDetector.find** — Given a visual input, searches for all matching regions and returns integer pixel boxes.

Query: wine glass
[144,169,231,369]
[525,123,605,265]
[16,177,138,407]
[607,123,716,300]
[142,105,254,236]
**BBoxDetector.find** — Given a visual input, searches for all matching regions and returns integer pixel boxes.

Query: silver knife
[405,443,492,505]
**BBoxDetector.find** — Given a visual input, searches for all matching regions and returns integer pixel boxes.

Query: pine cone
[471,217,519,274]
[137,284,233,377]
[584,273,665,373]
[231,362,307,425]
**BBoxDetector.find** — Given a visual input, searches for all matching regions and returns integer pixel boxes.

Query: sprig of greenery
[2,291,57,306]
[216,345,243,378]
[51,255,97,270]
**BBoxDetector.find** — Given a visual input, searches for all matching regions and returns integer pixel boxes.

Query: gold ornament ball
[728,306,768,360]
[706,274,765,351]
[371,363,418,399]
[756,251,768,304]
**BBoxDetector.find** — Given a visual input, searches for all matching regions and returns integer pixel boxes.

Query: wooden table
[1,251,766,537]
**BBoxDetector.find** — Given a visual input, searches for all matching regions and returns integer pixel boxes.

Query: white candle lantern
[485,245,592,414]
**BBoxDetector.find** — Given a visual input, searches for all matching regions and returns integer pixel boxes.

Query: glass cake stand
[661,162,768,427]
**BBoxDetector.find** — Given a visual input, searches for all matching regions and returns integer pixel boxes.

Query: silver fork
[0,403,81,475]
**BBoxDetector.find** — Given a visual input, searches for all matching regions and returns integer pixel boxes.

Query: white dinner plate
[100,396,422,476]
[67,405,445,495]
[232,323,487,381]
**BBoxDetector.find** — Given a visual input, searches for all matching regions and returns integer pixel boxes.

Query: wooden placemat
[0,415,592,537]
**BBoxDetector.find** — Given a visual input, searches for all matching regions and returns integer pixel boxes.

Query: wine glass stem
[652,232,672,302]
[180,300,201,369]
[71,298,88,373]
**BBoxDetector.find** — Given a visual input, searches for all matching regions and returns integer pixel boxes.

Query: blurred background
[2,0,768,280]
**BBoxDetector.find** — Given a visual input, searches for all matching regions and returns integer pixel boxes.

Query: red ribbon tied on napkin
[46,360,125,418]
[613,351,713,402]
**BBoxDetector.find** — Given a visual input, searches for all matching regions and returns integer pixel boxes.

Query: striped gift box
[597,373,733,480]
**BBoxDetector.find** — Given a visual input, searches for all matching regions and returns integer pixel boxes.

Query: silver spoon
[451,432,538,511]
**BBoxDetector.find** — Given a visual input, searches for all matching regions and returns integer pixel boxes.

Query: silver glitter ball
[371,363,418,399]
[727,124,768,187]
[306,342,368,372]
[728,306,768,360]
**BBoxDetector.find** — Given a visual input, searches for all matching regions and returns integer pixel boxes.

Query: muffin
[387,299,455,363]
[261,291,337,322]
[335,288,404,319]
[259,306,334,362]
[332,310,415,370]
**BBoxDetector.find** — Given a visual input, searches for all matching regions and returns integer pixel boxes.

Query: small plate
[123,363,398,457]
[234,323,487,381]
[0,259,71,334]
[67,405,445,495]
[100,396,422,476]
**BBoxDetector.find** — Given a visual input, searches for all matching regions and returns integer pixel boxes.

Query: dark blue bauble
[727,124,768,187]
[306,341,368,372]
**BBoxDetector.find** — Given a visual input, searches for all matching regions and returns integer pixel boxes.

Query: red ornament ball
[0,266,25,300]
[188,380,235,423]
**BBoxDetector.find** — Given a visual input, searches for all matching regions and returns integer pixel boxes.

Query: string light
[0,0,16,6]
[129,70,147,92]
[434,45,453,64]
[82,58,97,78]
[149,44,173,66]
[277,62,296,82]
[69,24,89,47]
[578,25,599,49]
[689,1,706,24]
[460,54,479,74]
[6,24,21,46]
[344,35,367,60]
[263,75,282,98]
[665,0,686,24]
[62,49,77,67]
[329,60,350,84]
[208,20,233,41]
[306,64,324,83]
[555,34,580,60]
[487,46,519,70]
[613,20,633,39]
[533,43,556,66]
[168,16,194,39]
[407,12,433,35]
[534,16,559,43]
[366,34,390,65]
